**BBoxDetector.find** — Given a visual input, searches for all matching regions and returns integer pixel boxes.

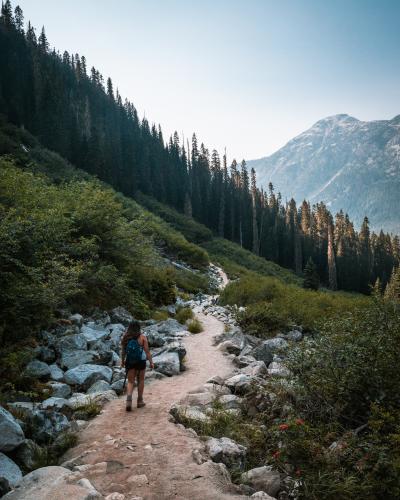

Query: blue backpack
[125,336,145,369]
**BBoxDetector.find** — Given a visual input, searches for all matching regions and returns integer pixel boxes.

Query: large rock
[218,340,241,355]
[219,394,243,410]
[143,327,166,348]
[80,324,109,347]
[55,334,87,354]
[49,364,64,382]
[205,437,247,468]
[24,360,51,379]
[251,338,288,366]
[60,350,98,370]
[10,439,43,471]
[267,362,290,377]
[69,390,117,410]
[0,407,25,452]
[251,492,277,499]
[34,346,56,364]
[241,360,268,377]
[111,306,133,326]
[0,453,22,488]
[40,398,72,414]
[47,382,71,399]
[170,404,210,425]
[153,352,180,376]
[224,374,253,394]
[108,323,126,348]
[69,313,83,326]
[87,380,111,394]
[88,340,113,364]
[241,466,281,497]
[156,318,186,335]
[165,341,186,363]
[28,410,70,443]
[64,364,112,390]
[2,465,102,499]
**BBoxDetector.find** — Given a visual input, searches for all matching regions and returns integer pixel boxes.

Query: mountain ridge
[249,113,400,233]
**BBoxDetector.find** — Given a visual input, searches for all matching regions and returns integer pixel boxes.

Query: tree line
[0,1,399,294]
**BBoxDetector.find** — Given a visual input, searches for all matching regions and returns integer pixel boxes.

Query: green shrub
[175,307,194,324]
[187,318,203,333]
[73,400,102,420]
[171,267,211,294]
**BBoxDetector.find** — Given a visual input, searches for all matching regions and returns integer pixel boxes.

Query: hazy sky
[16,0,400,161]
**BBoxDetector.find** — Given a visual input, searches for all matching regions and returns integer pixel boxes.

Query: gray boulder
[110,379,125,395]
[49,364,64,382]
[55,333,87,354]
[153,351,180,376]
[251,338,288,366]
[2,465,102,499]
[285,329,303,341]
[60,350,98,370]
[224,374,253,394]
[233,355,257,368]
[24,360,50,379]
[69,313,83,326]
[156,318,187,335]
[0,453,22,487]
[80,324,109,347]
[251,492,277,499]
[268,362,290,377]
[143,327,166,347]
[64,364,112,390]
[241,466,281,497]
[47,382,71,399]
[34,346,56,364]
[241,360,268,377]
[170,404,210,425]
[108,323,126,348]
[219,394,243,410]
[87,380,111,394]
[29,411,70,443]
[88,340,113,364]
[11,439,42,471]
[111,306,133,326]
[218,340,241,355]
[205,436,247,468]
[0,407,25,452]
[165,341,186,362]
[69,390,117,409]
[40,397,72,413]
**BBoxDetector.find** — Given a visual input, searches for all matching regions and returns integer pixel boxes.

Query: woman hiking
[121,320,154,411]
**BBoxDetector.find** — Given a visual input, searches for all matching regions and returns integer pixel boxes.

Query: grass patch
[153,310,170,321]
[176,307,194,324]
[187,318,203,333]
[220,275,370,335]
[73,400,102,420]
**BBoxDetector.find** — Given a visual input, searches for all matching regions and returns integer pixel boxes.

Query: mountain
[248,114,400,234]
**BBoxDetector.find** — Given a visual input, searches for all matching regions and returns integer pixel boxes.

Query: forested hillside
[0,1,399,294]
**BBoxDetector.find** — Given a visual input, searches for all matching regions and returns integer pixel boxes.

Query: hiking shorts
[128,360,146,371]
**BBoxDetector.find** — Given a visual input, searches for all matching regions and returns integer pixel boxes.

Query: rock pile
[1,305,189,497]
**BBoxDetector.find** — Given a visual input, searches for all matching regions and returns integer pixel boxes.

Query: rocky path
[63,276,244,499]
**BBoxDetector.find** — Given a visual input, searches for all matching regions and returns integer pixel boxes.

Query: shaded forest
[0,1,398,293]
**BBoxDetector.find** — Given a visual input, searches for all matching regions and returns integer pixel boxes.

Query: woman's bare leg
[137,369,146,406]
[126,369,137,410]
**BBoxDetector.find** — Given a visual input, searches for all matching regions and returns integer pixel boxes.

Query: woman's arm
[143,336,154,369]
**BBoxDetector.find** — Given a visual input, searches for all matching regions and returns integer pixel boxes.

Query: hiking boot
[126,395,132,411]
[137,398,146,408]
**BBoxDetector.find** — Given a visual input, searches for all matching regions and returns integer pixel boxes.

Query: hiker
[121,320,154,411]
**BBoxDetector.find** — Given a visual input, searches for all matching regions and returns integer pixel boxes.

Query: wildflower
[272,450,280,459]
[295,418,305,426]
[279,423,289,431]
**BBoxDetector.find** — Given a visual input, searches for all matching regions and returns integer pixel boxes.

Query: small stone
[105,494,125,500]
[49,363,65,382]
[127,473,149,486]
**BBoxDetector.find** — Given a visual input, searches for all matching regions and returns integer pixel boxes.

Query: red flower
[279,423,289,431]
[272,450,280,459]
[295,418,305,426]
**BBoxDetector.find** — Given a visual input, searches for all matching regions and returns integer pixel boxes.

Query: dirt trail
[65,275,244,499]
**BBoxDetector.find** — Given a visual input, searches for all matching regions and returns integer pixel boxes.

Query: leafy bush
[175,307,194,324]
[187,318,203,333]
[73,400,102,420]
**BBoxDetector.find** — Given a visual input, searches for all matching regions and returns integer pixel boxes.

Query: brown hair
[121,320,141,350]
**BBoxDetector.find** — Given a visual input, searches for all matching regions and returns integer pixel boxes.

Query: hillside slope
[249,114,400,233]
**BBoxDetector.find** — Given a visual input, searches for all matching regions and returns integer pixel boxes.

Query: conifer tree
[384,267,400,303]
[38,26,48,52]
[327,222,338,290]
[303,257,319,290]
[14,4,23,32]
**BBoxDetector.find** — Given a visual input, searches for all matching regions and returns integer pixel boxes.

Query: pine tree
[1,0,14,26]
[107,77,114,99]
[303,257,319,290]
[384,267,400,303]
[327,222,338,290]
[38,26,49,52]
[14,4,23,32]
[251,168,259,255]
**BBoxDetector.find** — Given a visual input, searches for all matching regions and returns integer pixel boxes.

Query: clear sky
[15,0,400,161]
